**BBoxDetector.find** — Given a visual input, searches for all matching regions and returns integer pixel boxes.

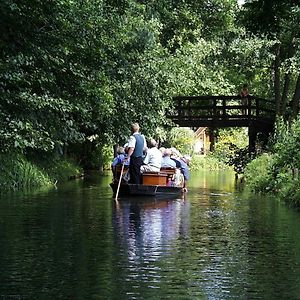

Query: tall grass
[0,153,84,192]
[0,154,52,191]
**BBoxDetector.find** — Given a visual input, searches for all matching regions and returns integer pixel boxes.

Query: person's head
[117,146,125,154]
[148,138,157,148]
[163,148,172,157]
[123,143,129,153]
[159,147,166,154]
[170,147,181,158]
[183,154,192,165]
[242,84,248,89]
[131,123,140,134]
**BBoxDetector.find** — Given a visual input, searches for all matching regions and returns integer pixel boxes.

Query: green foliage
[87,144,114,171]
[244,118,300,207]
[164,127,195,155]
[240,0,300,118]
[277,177,300,208]
[272,118,300,170]
[244,153,275,193]
[228,146,255,175]
[190,154,229,171]
[0,154,52,191]
[40,158,83,183]
[213,128,248,163]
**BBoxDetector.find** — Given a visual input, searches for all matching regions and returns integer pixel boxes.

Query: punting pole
[115,163,125,201]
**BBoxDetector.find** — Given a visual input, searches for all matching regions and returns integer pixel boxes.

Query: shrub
[244,153,275,192]
[42,158,83,182]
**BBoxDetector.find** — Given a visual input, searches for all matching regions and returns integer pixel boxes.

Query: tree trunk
[280,37,296,118]
[290,73,300,120]
[280,74,291,117]
[274,43,282,116]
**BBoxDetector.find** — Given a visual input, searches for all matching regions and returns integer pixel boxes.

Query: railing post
[213,99,217,120]
[256,97,260,118]
[248,96,252,118]
[188,98,191,120]
[222,99,226,116]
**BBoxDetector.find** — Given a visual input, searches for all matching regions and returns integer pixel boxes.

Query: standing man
[125,123,147,184]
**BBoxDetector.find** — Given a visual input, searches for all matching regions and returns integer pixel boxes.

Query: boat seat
[142,173,168,186]
[160,167,176,175]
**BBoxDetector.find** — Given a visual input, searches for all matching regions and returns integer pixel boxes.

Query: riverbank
[0,153,83,192]
[1,153,230,192]
[242,119,300,209]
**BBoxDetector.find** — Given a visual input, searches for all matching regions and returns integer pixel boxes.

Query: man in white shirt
[140,139,162,173]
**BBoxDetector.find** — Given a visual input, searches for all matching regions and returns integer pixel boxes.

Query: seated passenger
[140,139,162,173]
[161,148,176,168]
[111,146,129,180]
[170,147,182,168]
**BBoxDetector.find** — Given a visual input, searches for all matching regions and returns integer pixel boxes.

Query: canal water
[1,170,300,299]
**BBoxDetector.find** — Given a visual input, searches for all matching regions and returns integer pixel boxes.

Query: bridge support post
[208,128,216,151]
[248,125,257,154]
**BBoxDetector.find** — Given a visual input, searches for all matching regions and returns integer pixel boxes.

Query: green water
[1,171,300,299]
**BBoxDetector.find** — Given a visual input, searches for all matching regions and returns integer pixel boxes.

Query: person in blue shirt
[111,146,129,180]
[161,148,176,168]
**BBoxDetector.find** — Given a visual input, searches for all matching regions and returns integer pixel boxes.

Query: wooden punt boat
[110,182,182,197]
[110,167,183,198]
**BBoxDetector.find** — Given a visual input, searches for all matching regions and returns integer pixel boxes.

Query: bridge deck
[169,95,275,131]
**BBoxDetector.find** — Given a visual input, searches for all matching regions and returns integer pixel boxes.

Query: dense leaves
[240,0,300,117]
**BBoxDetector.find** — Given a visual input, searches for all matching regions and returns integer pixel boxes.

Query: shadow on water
[1,170,300,299]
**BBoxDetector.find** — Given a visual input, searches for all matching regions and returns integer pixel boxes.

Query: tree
[240,0,300,119]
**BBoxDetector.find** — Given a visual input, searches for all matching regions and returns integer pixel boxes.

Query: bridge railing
[170,95,276,127]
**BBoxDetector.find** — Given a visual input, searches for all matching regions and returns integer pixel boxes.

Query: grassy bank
[0,153,83,192]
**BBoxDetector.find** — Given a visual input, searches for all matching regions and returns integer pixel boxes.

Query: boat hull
[110,183,182,198]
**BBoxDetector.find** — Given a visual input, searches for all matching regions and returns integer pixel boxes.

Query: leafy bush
[213,128,248,164]
[273,118,300,170]
[243,118,300,207]
[164,127,195,155]
[30,153,83,182]
[244,153,275,193]
[228,146,255,175]
[278,179,300,208]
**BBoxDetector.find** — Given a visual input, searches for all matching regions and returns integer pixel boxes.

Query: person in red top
[240,84,249,115]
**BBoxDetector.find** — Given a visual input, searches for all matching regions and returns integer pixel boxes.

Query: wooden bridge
[169,95,276,151]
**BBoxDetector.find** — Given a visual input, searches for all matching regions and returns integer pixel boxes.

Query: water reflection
[1,171,300,299]
[113,196,190,263]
